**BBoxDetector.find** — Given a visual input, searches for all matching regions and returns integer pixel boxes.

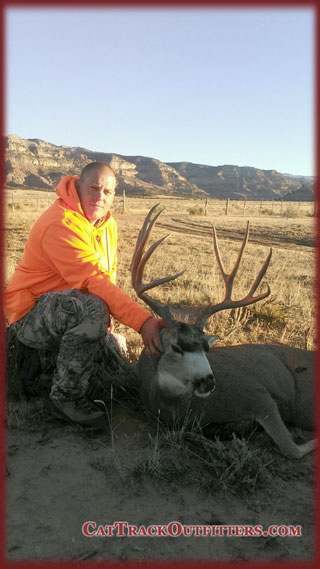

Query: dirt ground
[4,208,316,563]
[6,395,315,563]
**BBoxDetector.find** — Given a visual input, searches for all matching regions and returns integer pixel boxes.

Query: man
[5,162,165,428]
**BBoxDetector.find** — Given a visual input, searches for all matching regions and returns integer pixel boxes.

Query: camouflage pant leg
[12,289,110,401]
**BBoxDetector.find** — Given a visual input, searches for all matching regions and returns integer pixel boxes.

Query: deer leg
[256,401,315,459]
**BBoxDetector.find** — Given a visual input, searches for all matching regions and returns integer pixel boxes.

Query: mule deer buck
[130,205,315,459]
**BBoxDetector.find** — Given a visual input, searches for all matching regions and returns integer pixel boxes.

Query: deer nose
[194,373,216,398]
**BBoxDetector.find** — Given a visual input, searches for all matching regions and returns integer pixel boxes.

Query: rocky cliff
[5,134,314,200]
[5,135,205,197]
[280,184,314,202]
[168,162,314,201]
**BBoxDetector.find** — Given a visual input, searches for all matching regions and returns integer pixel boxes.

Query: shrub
[8,202,21,210]
[188,206,203,215]
[283,204,300,218]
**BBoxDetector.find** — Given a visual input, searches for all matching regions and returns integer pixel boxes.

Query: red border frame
[0,2,318,568]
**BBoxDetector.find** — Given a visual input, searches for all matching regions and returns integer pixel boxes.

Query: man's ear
[205,334,218,349]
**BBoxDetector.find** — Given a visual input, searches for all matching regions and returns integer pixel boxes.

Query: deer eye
[172,344,183,355]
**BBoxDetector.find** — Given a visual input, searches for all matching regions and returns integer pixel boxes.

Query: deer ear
[206,335,218,348]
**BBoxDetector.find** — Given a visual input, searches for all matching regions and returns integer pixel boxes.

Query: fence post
[204,196,208,216]
[122,189,126,213]
[11,191,14,211]
[225,198,229,215]
[242,199,247,215]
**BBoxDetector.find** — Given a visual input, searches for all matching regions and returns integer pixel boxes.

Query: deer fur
[138,333,314,459]
[131,205,315,459]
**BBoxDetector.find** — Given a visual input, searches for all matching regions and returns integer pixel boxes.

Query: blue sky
[5,7,314,176]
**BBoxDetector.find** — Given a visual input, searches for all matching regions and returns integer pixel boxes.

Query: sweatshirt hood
[56,175,83,214]
[55,175,111,226]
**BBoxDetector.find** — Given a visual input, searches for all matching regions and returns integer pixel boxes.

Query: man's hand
[140,317,167,356]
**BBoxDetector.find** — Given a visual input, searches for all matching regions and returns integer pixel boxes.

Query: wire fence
[4,189,316,218]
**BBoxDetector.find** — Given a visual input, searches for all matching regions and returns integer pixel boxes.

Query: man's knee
[15,290,110,348]
[57,290,110,340]
[60,290,109,323]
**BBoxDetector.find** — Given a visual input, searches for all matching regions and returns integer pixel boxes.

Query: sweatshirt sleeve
[41,219,151,332]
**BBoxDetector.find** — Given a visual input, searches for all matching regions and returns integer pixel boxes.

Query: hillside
[5,135,314,200]
[5,135,205,198]
[168,161,314,201]
[281,184,314,202]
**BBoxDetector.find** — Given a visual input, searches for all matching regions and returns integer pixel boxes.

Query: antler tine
[136,234,185,293]
[135,234,169,287]
[130,203,163,277]
[212,221,249,298]
[196,224,272,328]
[130,205,186,326]
[228,220,250,281]
[247,248,272,298]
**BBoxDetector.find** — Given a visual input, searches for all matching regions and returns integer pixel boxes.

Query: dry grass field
[4,194,316,563]
[4,194,315,351]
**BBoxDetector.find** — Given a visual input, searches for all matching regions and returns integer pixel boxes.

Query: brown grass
[4,196,315,353]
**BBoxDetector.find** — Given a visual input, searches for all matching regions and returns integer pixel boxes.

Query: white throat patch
[158,350,212,398]
[158,371,188,397]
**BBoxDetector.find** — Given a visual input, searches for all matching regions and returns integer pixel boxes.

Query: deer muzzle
[194,373,216,398]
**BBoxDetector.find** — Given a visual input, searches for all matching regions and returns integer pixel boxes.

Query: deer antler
[130,204,186,327]
[196,221,272,328]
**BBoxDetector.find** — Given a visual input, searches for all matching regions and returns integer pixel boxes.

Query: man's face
[76,169,116,223]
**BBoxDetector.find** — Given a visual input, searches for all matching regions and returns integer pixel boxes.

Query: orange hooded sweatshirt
[4,176,151,332]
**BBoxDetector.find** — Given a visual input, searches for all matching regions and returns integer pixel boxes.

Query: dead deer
[130,205,315,459]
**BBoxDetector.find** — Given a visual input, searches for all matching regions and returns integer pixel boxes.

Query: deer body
[138,340,314,458]
[130,205,315,459]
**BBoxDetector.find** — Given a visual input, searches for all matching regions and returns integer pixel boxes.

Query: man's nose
[94,189,104,199]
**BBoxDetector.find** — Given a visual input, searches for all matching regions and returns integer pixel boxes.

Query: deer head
[130,204,272,401]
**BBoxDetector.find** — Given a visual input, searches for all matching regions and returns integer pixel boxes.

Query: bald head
[80,162,116,184]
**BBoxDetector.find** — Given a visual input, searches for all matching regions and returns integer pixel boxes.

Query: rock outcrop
[281,184,314,202]
[5,134,314,200]
[168,161,314,201]
[5,135,205,197]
